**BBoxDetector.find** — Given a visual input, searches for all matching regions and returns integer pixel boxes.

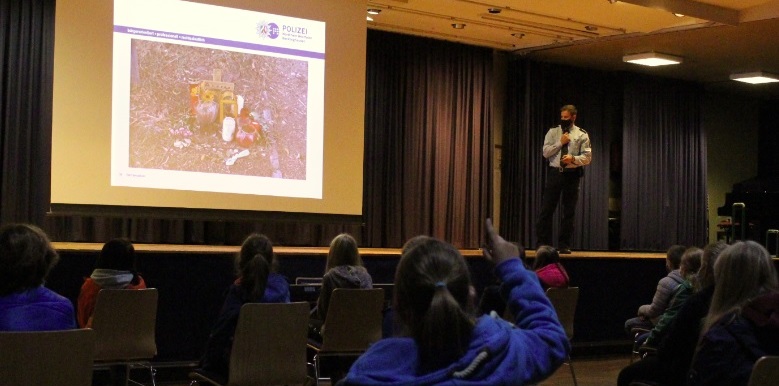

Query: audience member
[314,233,373,322]
[534,245,570,289]
[641,247,702,347]
[0,223,75,331]
[477,243,525,316]
[618,243,723,386]
[198,233,290,380]
[77,238,146,328]
[338,219,568,385]
[382,235,434,339]
[688,241,779,386]
[624,244,686,334]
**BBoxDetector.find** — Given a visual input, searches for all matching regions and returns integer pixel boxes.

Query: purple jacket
[0,286,76,331]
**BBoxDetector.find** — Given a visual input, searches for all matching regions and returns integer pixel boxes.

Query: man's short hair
[560,104,577,116]
[666,245,686,269]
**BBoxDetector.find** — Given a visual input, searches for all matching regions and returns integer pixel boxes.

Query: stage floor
[52,242,666,259]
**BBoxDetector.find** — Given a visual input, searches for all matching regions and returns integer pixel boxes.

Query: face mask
[560,119,573,130]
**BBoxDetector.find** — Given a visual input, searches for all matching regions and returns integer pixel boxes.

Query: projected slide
[111,0,324,198]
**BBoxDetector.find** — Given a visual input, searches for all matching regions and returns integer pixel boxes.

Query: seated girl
[0,224,75,331]
[199,233,290,379]
[339,219,569,385]
[77,238,146,328]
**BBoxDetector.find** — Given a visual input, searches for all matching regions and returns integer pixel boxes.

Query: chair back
[289,284,322,305]
[748,356,779,386]
[546,287,579,340]
[228,302,310,385]
[320,288,384,353]
[91,288,158,361]
[0,328,95,386]
[295,277,323,285]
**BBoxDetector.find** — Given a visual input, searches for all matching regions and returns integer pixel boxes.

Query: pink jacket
[535,263,570,289]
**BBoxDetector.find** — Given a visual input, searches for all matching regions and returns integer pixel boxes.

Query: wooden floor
[150,354,631,386]
[538,354,629,386]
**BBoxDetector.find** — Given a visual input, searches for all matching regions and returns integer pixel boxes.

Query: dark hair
[237,234,274,301]
[0,224,59,296]
[96,238,137,273]
[394,237,475,373]
[666,245,686,269]
[325,233,362,272]
[401,235,432,254]
[533,245,560,270]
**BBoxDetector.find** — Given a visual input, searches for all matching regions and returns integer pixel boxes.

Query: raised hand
[483,218,520,266]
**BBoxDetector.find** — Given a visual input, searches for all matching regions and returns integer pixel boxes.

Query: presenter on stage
[536,104,592,254]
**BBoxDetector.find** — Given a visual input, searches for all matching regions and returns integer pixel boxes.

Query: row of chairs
[0,288,159,386]
[1,286,591,386]
[190,288,386,386]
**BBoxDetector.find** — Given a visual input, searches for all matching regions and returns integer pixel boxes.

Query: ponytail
[395,238,475,373]
[416,282,474,372]
[239,253,270,302]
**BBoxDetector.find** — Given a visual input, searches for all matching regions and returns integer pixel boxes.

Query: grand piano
[717,176,779,244]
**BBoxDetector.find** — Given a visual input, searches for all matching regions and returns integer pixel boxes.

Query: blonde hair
[325,233,362,272]
[703,241,779,333]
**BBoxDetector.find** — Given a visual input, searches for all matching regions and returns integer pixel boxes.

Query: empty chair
[92,288,159,386]
[189,302,311,386]
[308,288,384,383]
[747,356,779,386]
[0,328,95,386]
[547,286,580,386]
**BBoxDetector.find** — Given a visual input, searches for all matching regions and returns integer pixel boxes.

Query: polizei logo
[277,23,312,44]
[282,25,308,35]
[256,21,280,39]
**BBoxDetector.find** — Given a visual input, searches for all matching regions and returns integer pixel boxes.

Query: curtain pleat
[0,0,55,225]
[362,30,493,248]
[620,75,707,249]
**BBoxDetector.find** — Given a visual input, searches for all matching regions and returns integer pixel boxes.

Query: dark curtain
[620,75,707,250]
[501,60,613,250]
[0,0,55,225]
[362,30,493,248]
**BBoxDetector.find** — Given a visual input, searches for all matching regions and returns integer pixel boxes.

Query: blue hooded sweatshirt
[340,258,569,386]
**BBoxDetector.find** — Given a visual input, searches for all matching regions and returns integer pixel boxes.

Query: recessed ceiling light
[487,8,501,14]
[623,52,683,67]
[367,8,381,15]
[730,71,779,84]
[367,16,373,21]
[451,23,466,29]
[673,13,685,17]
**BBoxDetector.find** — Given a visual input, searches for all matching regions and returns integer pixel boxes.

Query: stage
[52,242,667,259]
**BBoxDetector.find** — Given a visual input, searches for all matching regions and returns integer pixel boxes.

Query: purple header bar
[114,25,324,60]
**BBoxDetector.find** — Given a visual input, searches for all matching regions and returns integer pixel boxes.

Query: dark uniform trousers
[536,166,582,249]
